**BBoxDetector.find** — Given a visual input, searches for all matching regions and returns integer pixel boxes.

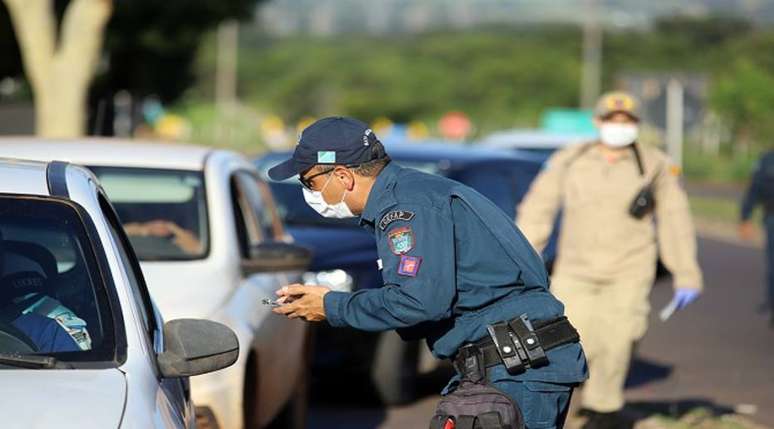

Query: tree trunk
[4,0,112,138]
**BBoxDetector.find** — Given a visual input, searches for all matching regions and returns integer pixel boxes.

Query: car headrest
[1,240,58,280]
[0,271,47,304]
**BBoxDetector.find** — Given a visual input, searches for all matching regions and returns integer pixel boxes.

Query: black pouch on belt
[429,349,525,429]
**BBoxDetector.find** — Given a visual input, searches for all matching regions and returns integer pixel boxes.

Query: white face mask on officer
[302,173,356,219]
[599,123,639,148]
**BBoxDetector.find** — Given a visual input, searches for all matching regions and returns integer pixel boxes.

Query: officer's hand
[739,221,756,241]
[673,288,700,310]
[272,284,330,322]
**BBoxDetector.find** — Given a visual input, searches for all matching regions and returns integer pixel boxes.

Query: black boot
[581,411,633,429]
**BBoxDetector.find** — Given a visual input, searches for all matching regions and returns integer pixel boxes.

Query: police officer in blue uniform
[740,150,774,328]
[269,117,588,428]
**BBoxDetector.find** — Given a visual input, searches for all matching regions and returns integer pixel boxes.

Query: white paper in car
[377,259,383,270]
[659,297,679,322]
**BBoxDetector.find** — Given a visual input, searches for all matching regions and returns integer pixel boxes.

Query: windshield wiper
[0,353,57,369]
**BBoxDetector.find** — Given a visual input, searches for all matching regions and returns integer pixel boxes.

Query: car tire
[266,331,312,429]
[371,330,420,405]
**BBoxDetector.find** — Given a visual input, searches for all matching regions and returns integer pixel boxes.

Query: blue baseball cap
[268,116,386,181]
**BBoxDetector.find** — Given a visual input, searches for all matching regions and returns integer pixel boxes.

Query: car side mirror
[157,319,239,378]
[241,241,313,275]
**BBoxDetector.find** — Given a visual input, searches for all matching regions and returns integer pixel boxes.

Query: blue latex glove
[674,288,700,310]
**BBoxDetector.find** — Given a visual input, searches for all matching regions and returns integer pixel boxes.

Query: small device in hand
[262,298,282,307]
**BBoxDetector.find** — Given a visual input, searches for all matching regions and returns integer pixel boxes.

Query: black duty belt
[452,315,580,380]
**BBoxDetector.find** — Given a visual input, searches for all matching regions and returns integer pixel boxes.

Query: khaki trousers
[550,270,655,412]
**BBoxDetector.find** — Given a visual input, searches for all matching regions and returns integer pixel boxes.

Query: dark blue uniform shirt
[324,162,588,383]
[742,150,774,221]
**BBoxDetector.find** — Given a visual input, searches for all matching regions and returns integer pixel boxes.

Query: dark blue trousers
[765,216,774,313]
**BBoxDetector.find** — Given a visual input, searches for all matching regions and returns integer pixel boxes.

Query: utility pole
[215,20,238,144]
[666,78,685,168]
[580,0,602,109]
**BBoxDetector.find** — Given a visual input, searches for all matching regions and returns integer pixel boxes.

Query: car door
[98,192,194,429]
[229,170,307,415]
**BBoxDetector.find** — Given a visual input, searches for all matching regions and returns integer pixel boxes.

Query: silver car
[0,138,313,429]
[0,159,239,428]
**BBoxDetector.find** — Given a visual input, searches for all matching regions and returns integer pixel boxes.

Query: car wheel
[266,331,312,429]
[371,330,420,405]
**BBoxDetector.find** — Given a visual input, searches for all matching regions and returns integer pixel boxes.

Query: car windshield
[0,197,115,364]
[89,167,209,261]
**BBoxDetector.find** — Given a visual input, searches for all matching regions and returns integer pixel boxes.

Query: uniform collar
[359,161,400,226]
[590,141,635,161]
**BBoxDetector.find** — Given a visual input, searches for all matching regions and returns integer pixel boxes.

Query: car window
[230,173,261,258]
[89,167,209,261]
[237,172,284,240]
[256,180,286,240]
[446,159,542,219]
[0,197,115,362]
[98,194,158,351]
[232,171,282,246]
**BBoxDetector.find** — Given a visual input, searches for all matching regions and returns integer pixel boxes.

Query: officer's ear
[333,166,355,191]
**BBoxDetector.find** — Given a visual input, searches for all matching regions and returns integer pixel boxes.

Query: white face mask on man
[599,123,639,148]
[302,173,356,219]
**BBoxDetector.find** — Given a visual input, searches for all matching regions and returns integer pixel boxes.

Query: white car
[479,129,590,155]
[0,158,239,428]
[0,139,312,429]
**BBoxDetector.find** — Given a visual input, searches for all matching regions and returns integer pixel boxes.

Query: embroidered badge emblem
[388,226,414,255]
[397,255,422,277]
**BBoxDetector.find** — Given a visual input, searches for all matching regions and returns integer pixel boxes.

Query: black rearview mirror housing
[157,319,239,378]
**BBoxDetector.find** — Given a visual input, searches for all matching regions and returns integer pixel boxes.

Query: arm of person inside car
[123,220,202,255]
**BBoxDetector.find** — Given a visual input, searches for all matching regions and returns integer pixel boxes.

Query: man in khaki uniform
[517,91,703,429]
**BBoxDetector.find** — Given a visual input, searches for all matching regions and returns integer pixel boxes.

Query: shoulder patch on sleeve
[387,226,415,255]
[397,255,422,277]
[669,164,682,177]
[379,210,415,230]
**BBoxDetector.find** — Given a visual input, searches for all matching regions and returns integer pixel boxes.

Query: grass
[683,150,758,184]
[688,196,741,225]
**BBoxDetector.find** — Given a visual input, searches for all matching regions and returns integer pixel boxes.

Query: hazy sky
[256,0,773,36]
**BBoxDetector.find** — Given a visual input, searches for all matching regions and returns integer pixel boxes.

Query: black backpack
[429,380,525,429]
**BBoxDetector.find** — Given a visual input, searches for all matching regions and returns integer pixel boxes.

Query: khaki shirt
[517,142,703,290]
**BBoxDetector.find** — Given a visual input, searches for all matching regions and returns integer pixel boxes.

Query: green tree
[99,0,264,104]
[0,0,265,134]
[710,60,774,150]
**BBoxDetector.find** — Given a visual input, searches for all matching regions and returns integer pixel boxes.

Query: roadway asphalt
[307,236,774,429]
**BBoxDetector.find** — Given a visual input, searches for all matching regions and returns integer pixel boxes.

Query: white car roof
[0,157,52,196]
[0,137,213,170]
[480,129,592,150]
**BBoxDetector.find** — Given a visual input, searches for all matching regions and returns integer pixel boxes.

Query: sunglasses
[298,168,335,190]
